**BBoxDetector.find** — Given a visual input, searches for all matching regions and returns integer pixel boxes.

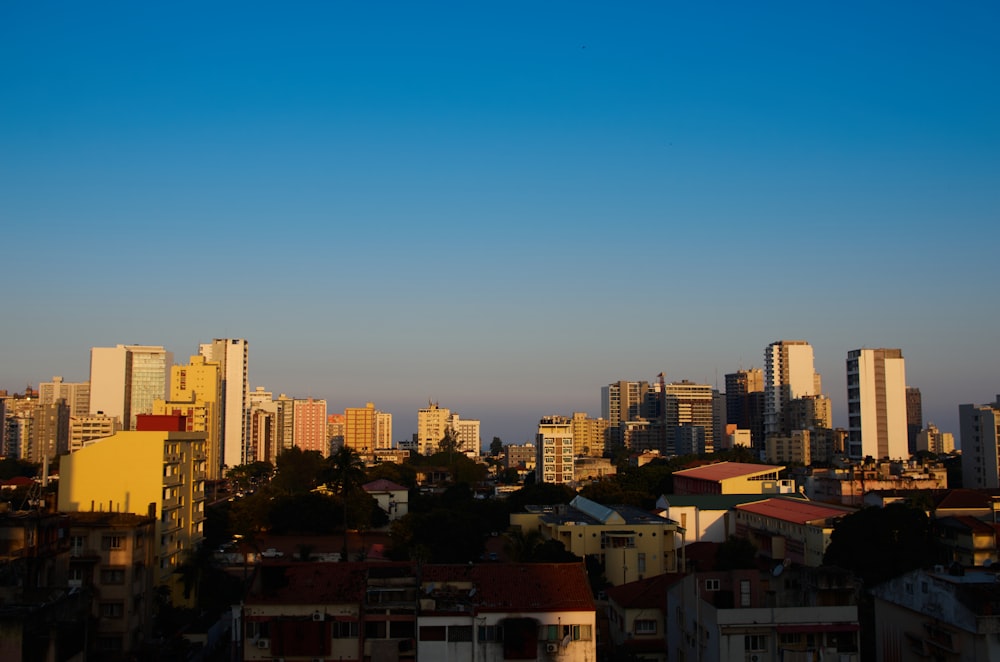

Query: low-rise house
[420,563,596,661]
[872,567,1000,660]
[510,495,682,585]
[362,479,409,522]
[667,566,860,662]
[235,561,596,662]
[935,516,1000,568]
[606,573,682,662]
[672,462,793,496]
[655,494,784,545]
[734,498,855,567]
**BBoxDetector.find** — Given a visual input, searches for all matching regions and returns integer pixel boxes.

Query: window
[365,621,387,638]
[448,626,473,642]
[745,634,767,652]
[635,619,657,634]
[638,553,646,574]
[740,579,751,607]
[562,624,593,641]
[420,626,446,641]
[100,602,124,618]
[101,536,124,551]
[779,633,801,645]
[478,625,504,642]
[101,568,126,584]
[332,621,358,638]
[705,579,720,591]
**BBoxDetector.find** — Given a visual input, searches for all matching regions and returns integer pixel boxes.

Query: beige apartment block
[847,348,908,460]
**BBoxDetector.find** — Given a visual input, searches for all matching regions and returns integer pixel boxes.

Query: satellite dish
[985,559,993,568]
[772,564,784,577]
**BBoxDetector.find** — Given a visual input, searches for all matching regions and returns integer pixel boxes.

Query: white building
[417,402,450,455]
[764,340,821,439]
[199,338,249,468]
[846,348,908,460]
[89,345,172,429]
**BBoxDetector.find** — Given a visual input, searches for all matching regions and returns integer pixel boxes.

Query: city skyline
[3,4,997,447]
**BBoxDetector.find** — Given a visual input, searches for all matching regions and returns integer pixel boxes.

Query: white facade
[536,416,574,484]
[846,348,908,460]
[89,345,171,429]
[200,338,249,468]
[764,341,820,438]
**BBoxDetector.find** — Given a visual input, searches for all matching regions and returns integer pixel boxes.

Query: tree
[324,445,368,558]
[823,504,935,587]
[715,535,758,570]
[272,447,325,494]
[490,437,504,457]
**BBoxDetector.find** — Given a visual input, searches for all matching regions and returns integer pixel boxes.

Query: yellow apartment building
[57,430,208,598]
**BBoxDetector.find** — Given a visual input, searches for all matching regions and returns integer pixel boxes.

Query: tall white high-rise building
[89,345,172,429]
[846,348,908,460]
[199,338,249,469]
[417,402,451,455]
[764,341,821,439]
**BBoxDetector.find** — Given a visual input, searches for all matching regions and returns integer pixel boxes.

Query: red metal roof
[673,461,783,482]
[736,498,852,525]
[423,563,595,613]
[363,478,408,492]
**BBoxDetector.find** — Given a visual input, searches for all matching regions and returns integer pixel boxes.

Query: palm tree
[325,445,367,558]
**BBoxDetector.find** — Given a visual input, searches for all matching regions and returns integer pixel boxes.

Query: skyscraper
[153,355,223,479]
[846,348,908,460]
[764,341,821,439]
[38,377,90,417]
[89,345,172,429]
[199,338,249,468]
[724,368,764,448]
[417,402,450,455]
[601,380,652,450]
[663,380,716,453]
[345,403,378,458]
[292,398,328,456]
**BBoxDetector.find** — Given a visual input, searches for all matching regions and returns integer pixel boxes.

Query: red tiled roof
[673,461,783,482]
[363,479,408,492]
[1,476,34,487]
[423,563,595,612]
[736,498,851,525]
[606,573,683,609]
[249,562,372,604]
[936,489,993,510]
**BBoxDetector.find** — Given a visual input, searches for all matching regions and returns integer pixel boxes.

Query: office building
[89,345,172,429]
[602,380,652,450]
[764,340,821,439]
[154,355,223,478]
[447,413,481,455]
[725,368,764,446]
[960,397,1000,489]
[38,377,90,417]
[846,348,908,460]
[327,413,346,453]
[29,399,69,463]
[199,338,248,468]
[664,380,716,453]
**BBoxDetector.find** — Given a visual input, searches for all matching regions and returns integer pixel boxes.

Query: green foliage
[272,448,326,494]
[715,535,758,570]
[490,437,504,456]
[504,483,576,514]
[367,461,417,489]
[227,461,273,492]
[577,480,649,509]
[268,492,341,535]
[823,504,936,587]
[0,458,38,480]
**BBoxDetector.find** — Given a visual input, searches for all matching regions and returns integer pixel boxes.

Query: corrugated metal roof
[673,461,784,482]
[735,498,852,525]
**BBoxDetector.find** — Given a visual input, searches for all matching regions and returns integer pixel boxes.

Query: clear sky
[2,2,998,447]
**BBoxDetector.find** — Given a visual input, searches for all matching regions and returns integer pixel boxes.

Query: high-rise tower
[90,345,172,429]
[199,339,249,469]
[764,341,821,440]
[846,348,908,460]
[960,397,1000,489]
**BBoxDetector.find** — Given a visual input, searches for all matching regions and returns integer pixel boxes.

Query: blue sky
[2,2,998,446]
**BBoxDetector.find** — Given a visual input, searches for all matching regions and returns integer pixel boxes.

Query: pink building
[293,398,328,456]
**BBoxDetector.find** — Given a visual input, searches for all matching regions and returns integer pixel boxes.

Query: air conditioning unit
[749,655,761,662]
[545,642,559,653]
[312,611,325,621]
[255,638,270,649]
